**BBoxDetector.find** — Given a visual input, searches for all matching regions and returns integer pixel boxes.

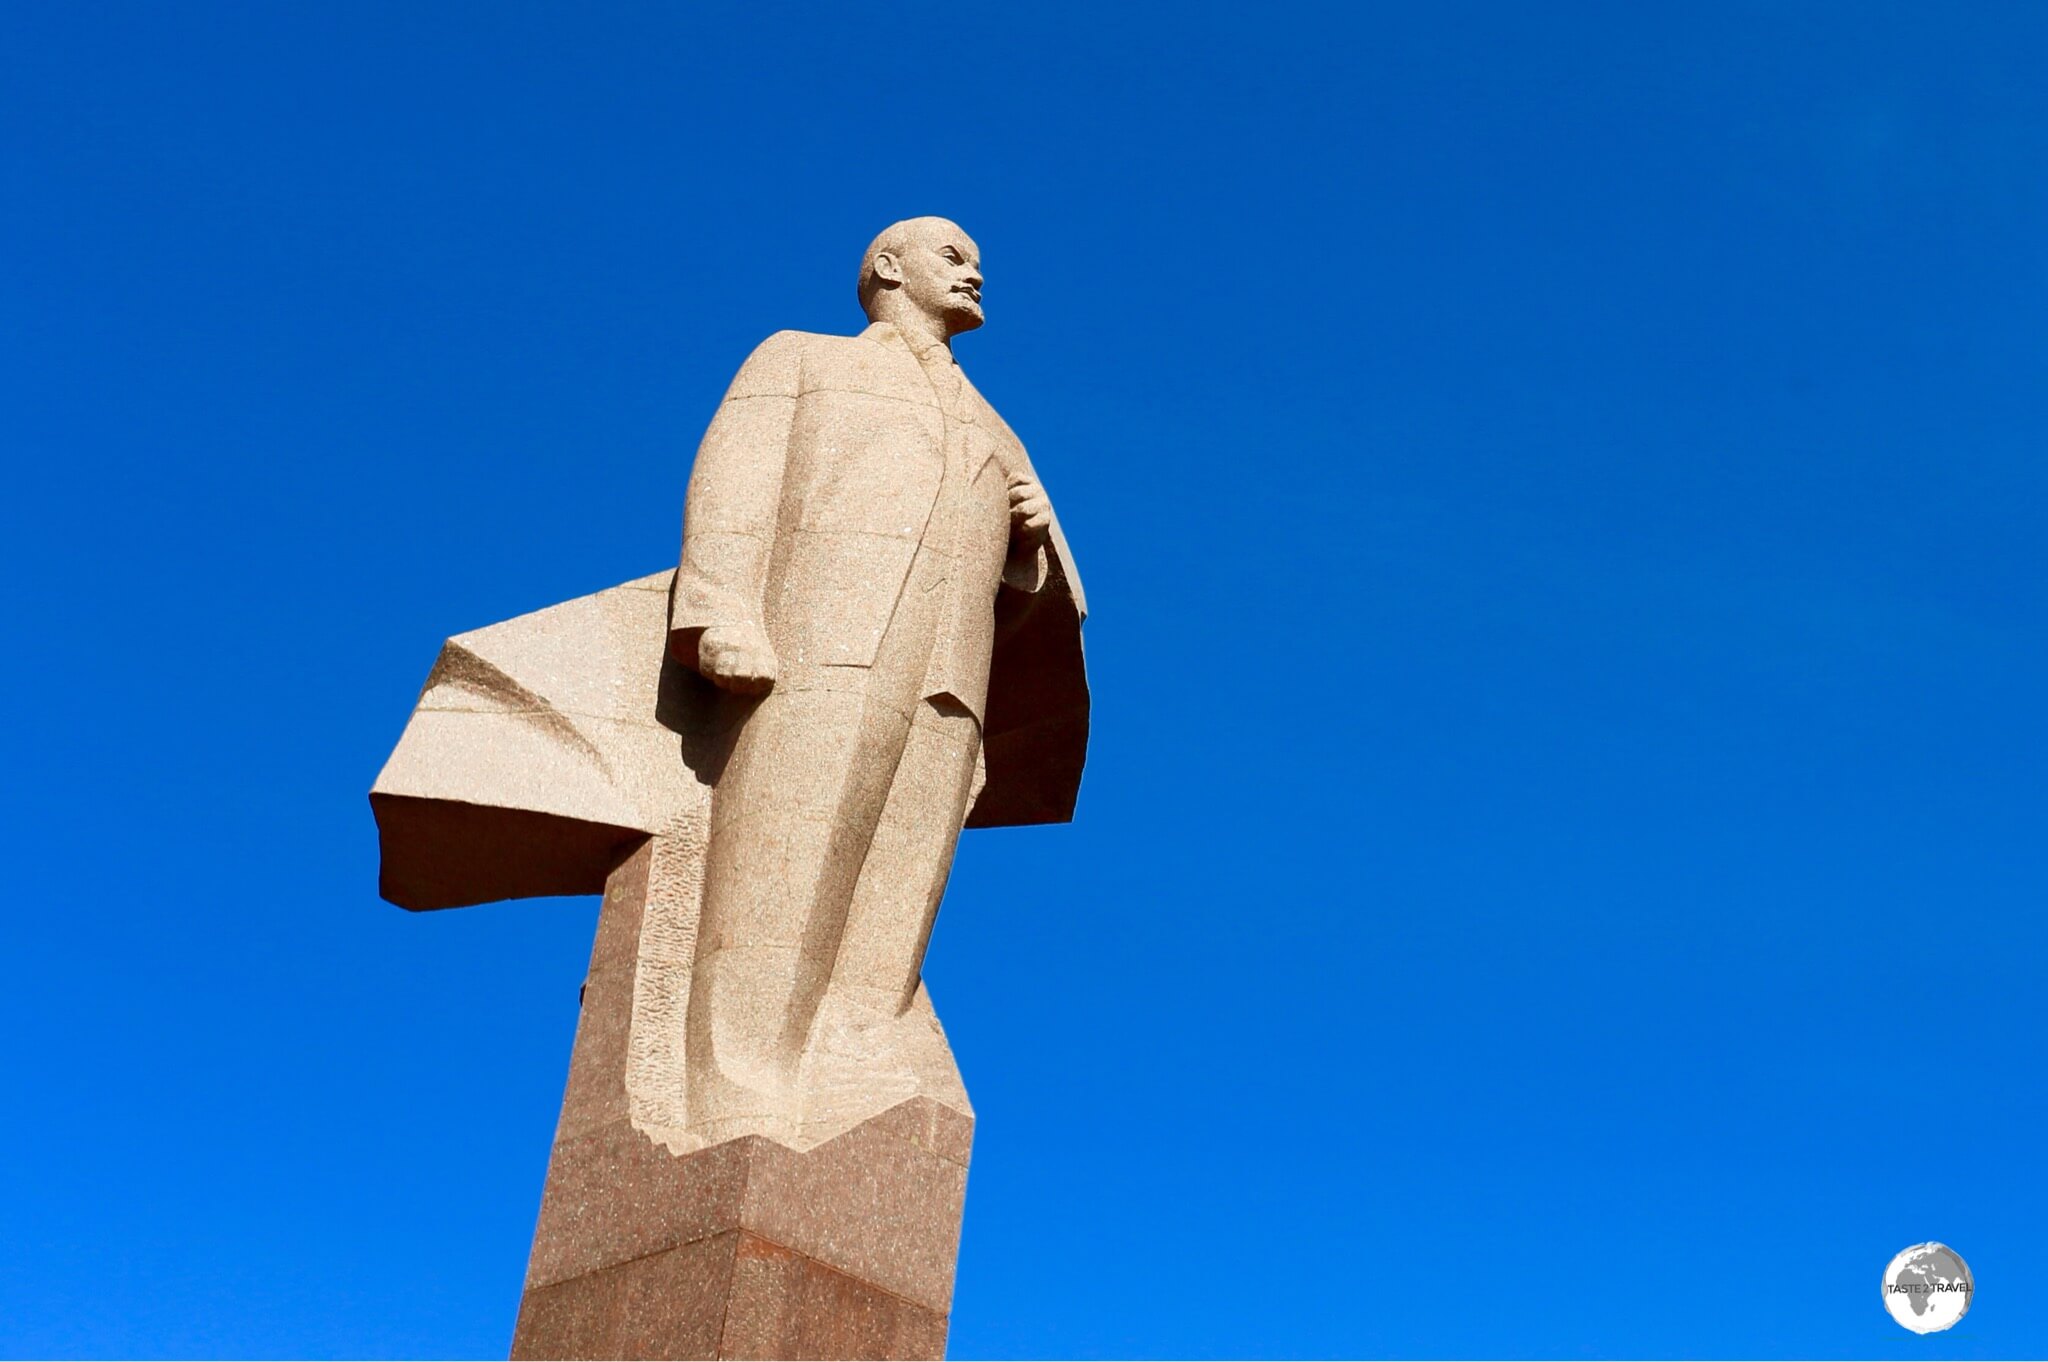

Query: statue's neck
[874,306,953,360]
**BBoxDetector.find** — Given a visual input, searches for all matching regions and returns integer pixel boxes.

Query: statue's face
[890,224,983,335]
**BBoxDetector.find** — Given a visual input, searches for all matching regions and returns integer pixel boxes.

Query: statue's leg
[685,675,914,1143]
[828,696,983,1018]
[687,516,950,1145]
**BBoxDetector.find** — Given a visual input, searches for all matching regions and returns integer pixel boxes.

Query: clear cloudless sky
[3,3,2044,1358]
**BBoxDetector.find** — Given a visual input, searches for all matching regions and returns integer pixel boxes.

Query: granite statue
[371,218,1088,1358]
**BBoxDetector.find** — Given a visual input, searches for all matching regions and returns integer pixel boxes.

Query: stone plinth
[510,842,972,1361]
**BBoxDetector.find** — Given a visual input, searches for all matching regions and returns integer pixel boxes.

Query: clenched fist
[1008,473,1051,546]
[698,622,778,695]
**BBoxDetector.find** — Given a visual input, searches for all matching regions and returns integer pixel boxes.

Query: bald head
[858,217,984,338]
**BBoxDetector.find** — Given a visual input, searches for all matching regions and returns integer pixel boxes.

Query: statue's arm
[1002,488,1052,592]
[668,331,805,679]
[987,408,1052,594]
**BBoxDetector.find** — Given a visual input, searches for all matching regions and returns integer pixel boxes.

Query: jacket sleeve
[668,331,805,664]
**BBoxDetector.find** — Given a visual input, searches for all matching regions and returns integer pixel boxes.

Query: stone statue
[371,218,1087,1358]
[671,215,1077,1146]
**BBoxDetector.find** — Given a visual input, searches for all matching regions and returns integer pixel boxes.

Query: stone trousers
[684,656,982,1142]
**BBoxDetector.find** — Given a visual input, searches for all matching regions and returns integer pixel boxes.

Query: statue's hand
[1007,473,1052,546]
[698,623,778,695]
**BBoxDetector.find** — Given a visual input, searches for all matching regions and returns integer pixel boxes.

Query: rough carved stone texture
[509,846,968,1359]
[372,220,1086,1356]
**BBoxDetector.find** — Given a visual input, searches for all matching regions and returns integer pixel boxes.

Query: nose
[964,266,983,289]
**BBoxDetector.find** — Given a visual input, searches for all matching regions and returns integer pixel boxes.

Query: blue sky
[4,2,2045,1357]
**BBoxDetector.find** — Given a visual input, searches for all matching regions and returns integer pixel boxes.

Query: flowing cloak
[369,523,1085,913]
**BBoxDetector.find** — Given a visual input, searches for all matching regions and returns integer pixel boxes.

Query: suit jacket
[668,323,1089,827]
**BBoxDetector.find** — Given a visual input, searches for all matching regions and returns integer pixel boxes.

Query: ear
[870,250,903,288]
